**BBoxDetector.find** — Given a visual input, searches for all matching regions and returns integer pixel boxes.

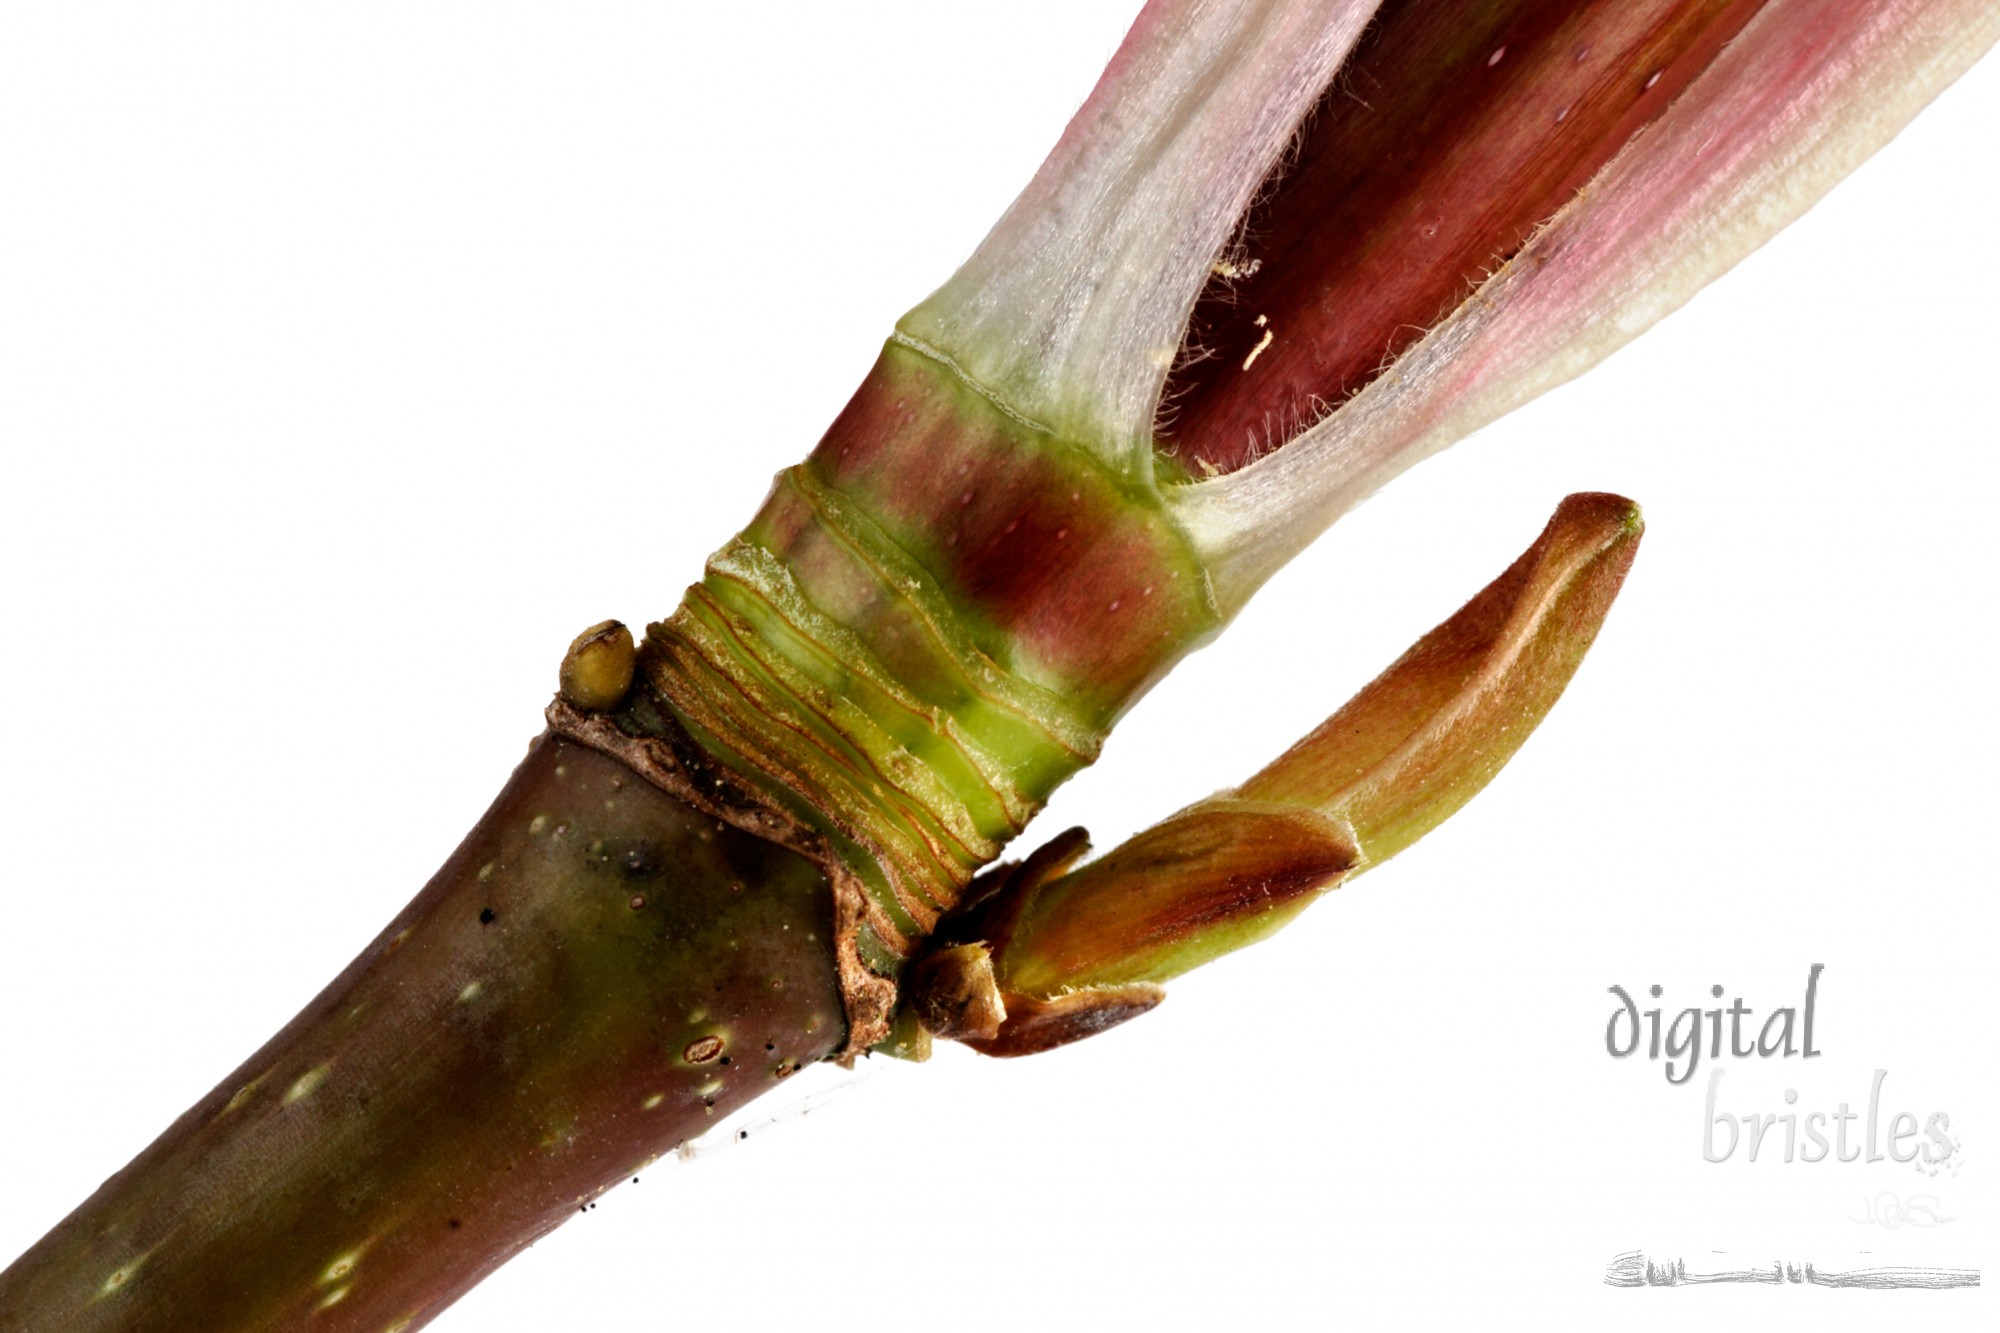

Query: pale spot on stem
[221,1077,264,1115]
[284,1062,333,1106]
[95,1259,143,1299]
[322,1250,363,1284]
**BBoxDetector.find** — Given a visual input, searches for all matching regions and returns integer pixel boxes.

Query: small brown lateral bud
[559,620,636,712]
[907,943,1007,1043]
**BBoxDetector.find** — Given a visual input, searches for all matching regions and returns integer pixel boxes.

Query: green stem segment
[590,337,1223,1051]
[0,738,843,1333]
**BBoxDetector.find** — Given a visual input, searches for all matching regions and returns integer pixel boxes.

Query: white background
[2,4,1995,1329]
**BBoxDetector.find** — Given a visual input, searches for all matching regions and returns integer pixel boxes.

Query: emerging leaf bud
[918,492,1641,1057]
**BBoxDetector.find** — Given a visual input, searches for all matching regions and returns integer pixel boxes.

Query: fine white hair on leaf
[1170,0,2000,615]
[898,0,1381,483]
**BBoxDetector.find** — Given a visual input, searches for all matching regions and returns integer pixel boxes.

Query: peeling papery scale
[900,0,1375,478]
[905,0,1996,612]
[1172,0,2000,606]
[907,494,1641,1056]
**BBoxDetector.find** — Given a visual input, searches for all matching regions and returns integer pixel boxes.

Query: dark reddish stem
[0,738,844,1333]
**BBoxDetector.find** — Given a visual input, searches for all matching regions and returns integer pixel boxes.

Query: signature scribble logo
[1849,1192,1956,1229]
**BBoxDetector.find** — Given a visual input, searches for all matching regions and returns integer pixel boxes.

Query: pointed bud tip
[1530,491,1645,639]
[1551,491,1643,544]
[1239,490,1644,866]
